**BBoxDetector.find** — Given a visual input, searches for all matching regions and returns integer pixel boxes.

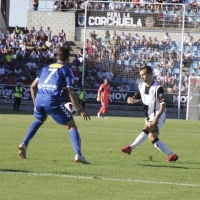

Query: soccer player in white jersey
[121,66,178,162]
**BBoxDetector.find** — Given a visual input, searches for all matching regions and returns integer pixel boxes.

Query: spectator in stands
[153,65,162,79]
[38,26,44,38]
[139,48,146,62]
[32,0,39,10]
[147,48,154,62]
[23,27,29,35]
[90,30,97,41]
[45,27,51,39]
[168,55,175,68]
[80,0,88,11]
[154,48,160,61]
[152,37,159,49]
[0,64,5,76]
[157,8,164,21]
[162,32,171,46]
[190,72,196,86]
[164,72,175,87]
[20,30,26,41]
[109,1,116,11]
[184,50,193,59]
[170,9,179,24]
[0,40,4,50]
[93,2,100,10]
[134,32,140,46]
[134,58,141,70]
[183,32,194,50]
[87,43,94,55]
[141,35,147,46]
[170,49,177,60]
[119,83,129,92]
[31,27,37,38]
[0,29,3,40]
[134,6,141,13]
[120,32,126,44]
[45,37,53,49]
[40,33,48,46]
[163,49,169,60]
[105,70,114,81]
[58,29,66,41]
[6,51,14,63]
[132,0,139,8]
[144,37,152,48]
[97,68,106,81]
[14,26,21,36]
[61,37,68,47]
[72,56,81,70]
[6,76,16,85]
[54,0,61,11]
[156,72,165,86]
[53,37,61,49]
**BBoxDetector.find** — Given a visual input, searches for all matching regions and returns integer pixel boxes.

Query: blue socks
[23,120,42,147]
[23,120,82,156]
[70,128,82,156]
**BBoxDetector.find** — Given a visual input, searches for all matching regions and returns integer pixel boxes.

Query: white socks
[130,131,148,150]
[153,139,174,155]
[129,131,174,156]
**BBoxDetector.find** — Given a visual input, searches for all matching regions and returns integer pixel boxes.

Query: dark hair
[56,47,70,61]
[140,65,152,74]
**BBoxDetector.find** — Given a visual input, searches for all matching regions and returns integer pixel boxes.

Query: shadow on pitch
[0,169,30,173]
[135,164,190,169]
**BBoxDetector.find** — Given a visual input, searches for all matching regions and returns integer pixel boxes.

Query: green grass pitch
[0,110,200,200]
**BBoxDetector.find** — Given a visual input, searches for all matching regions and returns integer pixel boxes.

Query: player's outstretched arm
[30,78,39,106]
[67,87,90,120]
[127,96,139,104]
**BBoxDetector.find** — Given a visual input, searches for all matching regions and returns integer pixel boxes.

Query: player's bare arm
[30,78,39,105]
[127,96,139,104]
[152,103,165,126]
[67,87,90,120]
[96,93,101,101]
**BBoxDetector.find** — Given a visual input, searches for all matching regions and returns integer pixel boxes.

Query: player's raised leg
[121,130,148,154]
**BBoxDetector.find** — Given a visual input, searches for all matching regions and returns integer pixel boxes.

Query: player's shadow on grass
[136,164,190,169]
[0,169,30,173]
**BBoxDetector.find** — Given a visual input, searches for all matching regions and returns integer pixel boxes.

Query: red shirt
[98,83,110,106]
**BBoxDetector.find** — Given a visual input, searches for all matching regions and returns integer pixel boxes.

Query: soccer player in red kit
[97,78,112,118]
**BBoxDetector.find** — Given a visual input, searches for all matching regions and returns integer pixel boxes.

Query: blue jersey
[36,63,73,103]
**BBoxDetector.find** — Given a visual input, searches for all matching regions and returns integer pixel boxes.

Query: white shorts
[145,111,166,130]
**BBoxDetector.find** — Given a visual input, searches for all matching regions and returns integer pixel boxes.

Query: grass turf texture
[0,110,200,200]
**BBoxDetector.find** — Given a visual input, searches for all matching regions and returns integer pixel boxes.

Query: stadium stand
[1,0,200,93]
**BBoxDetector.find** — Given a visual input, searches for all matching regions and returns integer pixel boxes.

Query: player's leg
[148,115,178,161]
[13,97,17,111]
[97,103,104,118]
[82,101,85,110]
[51,103,90,164]
[18,106,47,159]
[16,98,21,111]
[101,105,107,118]
[121,128,149,154]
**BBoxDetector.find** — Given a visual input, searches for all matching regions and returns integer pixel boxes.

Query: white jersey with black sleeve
[135,81,166,123]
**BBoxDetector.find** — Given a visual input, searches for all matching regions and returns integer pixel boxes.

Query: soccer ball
[64,102,78,116]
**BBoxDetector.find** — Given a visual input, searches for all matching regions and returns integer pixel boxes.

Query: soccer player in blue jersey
[18,47,91,164]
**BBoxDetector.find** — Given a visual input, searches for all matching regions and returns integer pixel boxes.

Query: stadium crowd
[53,0,200,20]
[0,23,200,93]
[80,29,200,93]
[0,26,69,87]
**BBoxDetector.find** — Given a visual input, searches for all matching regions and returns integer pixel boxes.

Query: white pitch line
[0,171,199,187]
